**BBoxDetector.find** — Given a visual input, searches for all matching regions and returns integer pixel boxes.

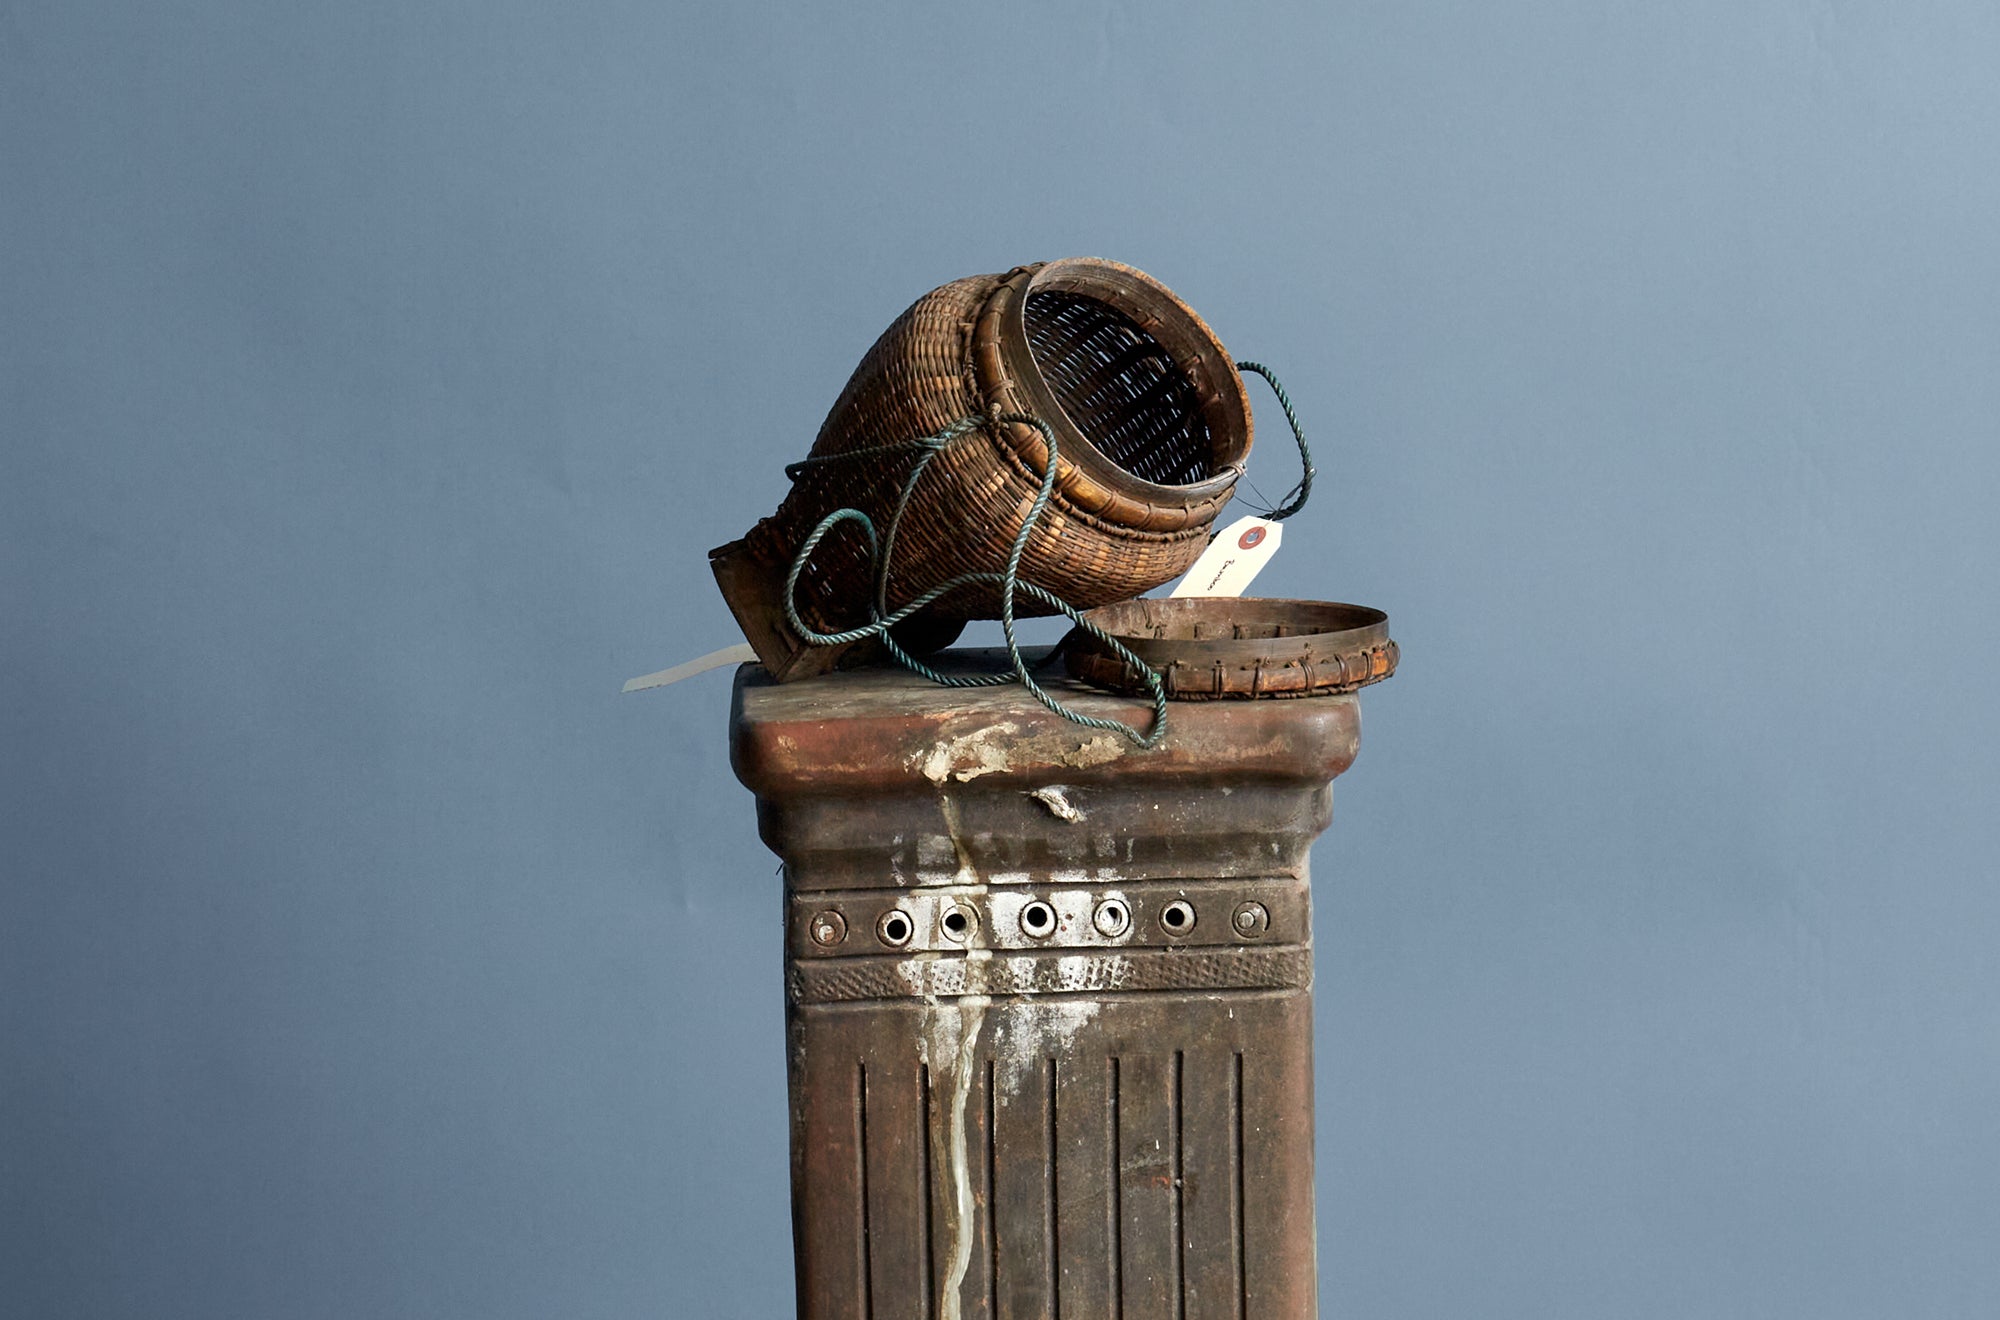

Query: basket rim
[973,259,1252,534]
[1072,597,1391,660]
[1064,596,1398,700]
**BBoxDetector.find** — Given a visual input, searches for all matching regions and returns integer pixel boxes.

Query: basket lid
[1065,597,1398,700]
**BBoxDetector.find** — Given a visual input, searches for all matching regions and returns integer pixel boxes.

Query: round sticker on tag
[1238,526,1267,550]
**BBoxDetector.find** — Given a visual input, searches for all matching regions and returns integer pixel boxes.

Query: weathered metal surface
[1065,598,1399,701]
[733,650,1361,1320]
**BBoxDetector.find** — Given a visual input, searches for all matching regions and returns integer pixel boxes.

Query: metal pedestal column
[731,654,1363,1320]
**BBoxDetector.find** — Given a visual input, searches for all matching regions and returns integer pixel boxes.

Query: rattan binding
[1064,598,1399,700]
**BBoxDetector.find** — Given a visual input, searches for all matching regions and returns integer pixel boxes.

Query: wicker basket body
[713,259,1253,679]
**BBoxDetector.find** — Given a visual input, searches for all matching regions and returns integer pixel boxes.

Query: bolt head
[1230,901,1270,939]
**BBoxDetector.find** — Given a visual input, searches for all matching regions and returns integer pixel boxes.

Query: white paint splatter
[917,722,1024,785]
[1058,735,1126,770]
[991,995,1100,1095]
[1027,784,1085,823]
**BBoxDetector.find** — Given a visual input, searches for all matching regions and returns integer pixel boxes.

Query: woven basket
[712,259,1254,680]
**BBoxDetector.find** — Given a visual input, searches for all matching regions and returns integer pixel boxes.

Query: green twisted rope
[783,412,1170,748]
[1235,361,1315,521]
[779,363,1315,748]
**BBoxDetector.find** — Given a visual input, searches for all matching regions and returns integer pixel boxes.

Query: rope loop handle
[1235,361,1314,521]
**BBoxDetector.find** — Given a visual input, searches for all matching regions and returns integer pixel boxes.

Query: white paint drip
[938,992,987,1320]
[929,778,991,1320]
[905,746,1128,1316]
[935,796,980,887]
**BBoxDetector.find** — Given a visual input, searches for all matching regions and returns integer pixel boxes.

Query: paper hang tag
[1168,516,1282,598]
[622,643,758,693]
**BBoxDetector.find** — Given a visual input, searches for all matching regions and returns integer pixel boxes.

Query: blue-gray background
[5,3,1997,1316]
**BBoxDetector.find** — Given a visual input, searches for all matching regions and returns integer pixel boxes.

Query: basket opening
[1024,289,1218,487]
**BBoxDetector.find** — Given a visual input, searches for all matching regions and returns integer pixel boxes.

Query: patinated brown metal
[1065,598,1399,701]
[733,650,1369,1319]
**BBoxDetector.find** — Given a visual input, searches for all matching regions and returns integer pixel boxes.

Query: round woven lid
[1065,597,1398,700]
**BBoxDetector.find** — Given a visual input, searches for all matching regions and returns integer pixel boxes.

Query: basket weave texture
[717,259,1253,676]
[1065,598,1399,700]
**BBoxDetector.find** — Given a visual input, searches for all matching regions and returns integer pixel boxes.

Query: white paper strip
[622,643,759,693]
